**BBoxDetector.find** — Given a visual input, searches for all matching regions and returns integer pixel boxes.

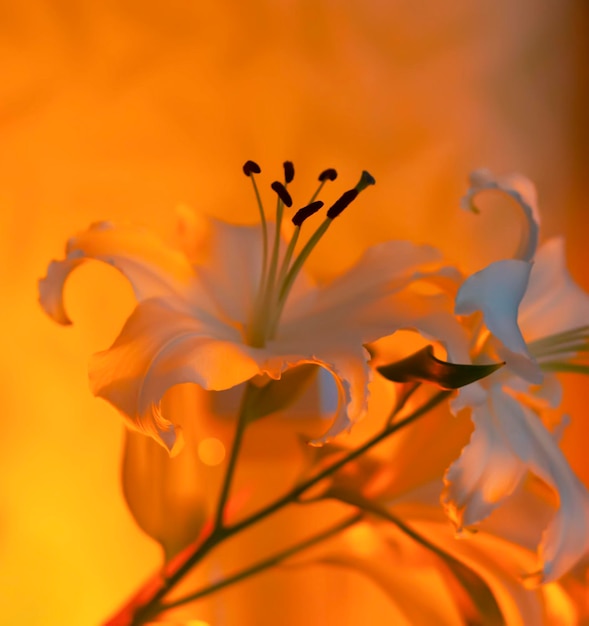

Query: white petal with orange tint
[302,240,449,319]
[89,298,260,451]
[513,402,589,584]
[443,394,526,529]
[455,258,542,383]
[520,237,589,343]
[39,221,197,324]
[444,386,589,583]
[461,169,540,262]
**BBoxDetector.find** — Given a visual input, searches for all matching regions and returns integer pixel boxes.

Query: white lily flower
[444,170,589,584]
[39,161,460,454]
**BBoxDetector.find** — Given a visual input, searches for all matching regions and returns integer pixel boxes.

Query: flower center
[242,160,375,348]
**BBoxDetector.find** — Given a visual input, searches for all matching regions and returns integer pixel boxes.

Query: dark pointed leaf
[377,345,503,389]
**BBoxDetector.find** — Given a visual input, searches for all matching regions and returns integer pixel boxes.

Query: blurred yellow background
[1,1,587,624]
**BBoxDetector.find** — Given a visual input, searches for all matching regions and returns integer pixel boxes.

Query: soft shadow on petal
[305,240,446,320]
[316,526,465,626]
[444,387,589,583]
[89,298,260,451]
[519,237,589,342]
[122,427,208,560]
[257,339,372,445]
[177,205,288,325]
[365,291,471,362]
[443,396,526,530]
[308,347,373,445]
[122,384,218,561]
[39,221,196,324]
[514,402,589,584]
[404,514,576,626]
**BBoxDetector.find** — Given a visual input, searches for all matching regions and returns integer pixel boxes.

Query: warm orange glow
[3,1,588,624]
[344,523,382,557]
[197,437,226,466]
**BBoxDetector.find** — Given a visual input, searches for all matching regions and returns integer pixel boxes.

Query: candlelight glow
[2,1,588,624]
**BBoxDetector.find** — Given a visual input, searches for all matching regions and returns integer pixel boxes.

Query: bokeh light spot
[344,523,381,557]
[198,437,226,466]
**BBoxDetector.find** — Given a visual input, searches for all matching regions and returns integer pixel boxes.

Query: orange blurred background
[1,1,588,624]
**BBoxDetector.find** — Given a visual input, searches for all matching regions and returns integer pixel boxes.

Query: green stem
[122,388,450,625]
[226,389,451,538]
[214,383,254,529]
[308,180,326,204]
[160,512,364,611]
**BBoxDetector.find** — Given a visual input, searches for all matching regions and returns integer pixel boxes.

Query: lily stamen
[245,163,375,346]
[243,160,268,289]
[528,325,589,371]
[309,168,338,204]
[280,170,376,301]
[268,165,295,287]
[273,168,338,309]
[260,178,294,341]
[283,161,295,184]
[270,181,293,208]
[272,171,376,336]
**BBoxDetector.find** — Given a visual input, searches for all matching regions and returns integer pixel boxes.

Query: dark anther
[292,201,324,227]
[318,168,338,182]
[326,189,359,219]
[243,160,261,176]
[283,161,295,184]
[271,181,293,207]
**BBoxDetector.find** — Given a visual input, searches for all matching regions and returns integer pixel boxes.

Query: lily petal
[520,238,589,342]
[455,258,542,383]
[177,205,277,325]
[260,336,372,445]
[39,221,196,325]
[307,347,372,445]
[269,240,469,443]
[281,238,469,382]
[89,298,260,451]
[444,386,589,583]
[461,169,540,262]
[443,392,527,529]
[297,240,455,321]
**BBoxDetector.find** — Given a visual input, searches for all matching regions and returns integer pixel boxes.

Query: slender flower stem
[308,180,326,204]
[226,389,452,539]
[160,512,364,611]
[214,382,255,529]
[113,388,451,625]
